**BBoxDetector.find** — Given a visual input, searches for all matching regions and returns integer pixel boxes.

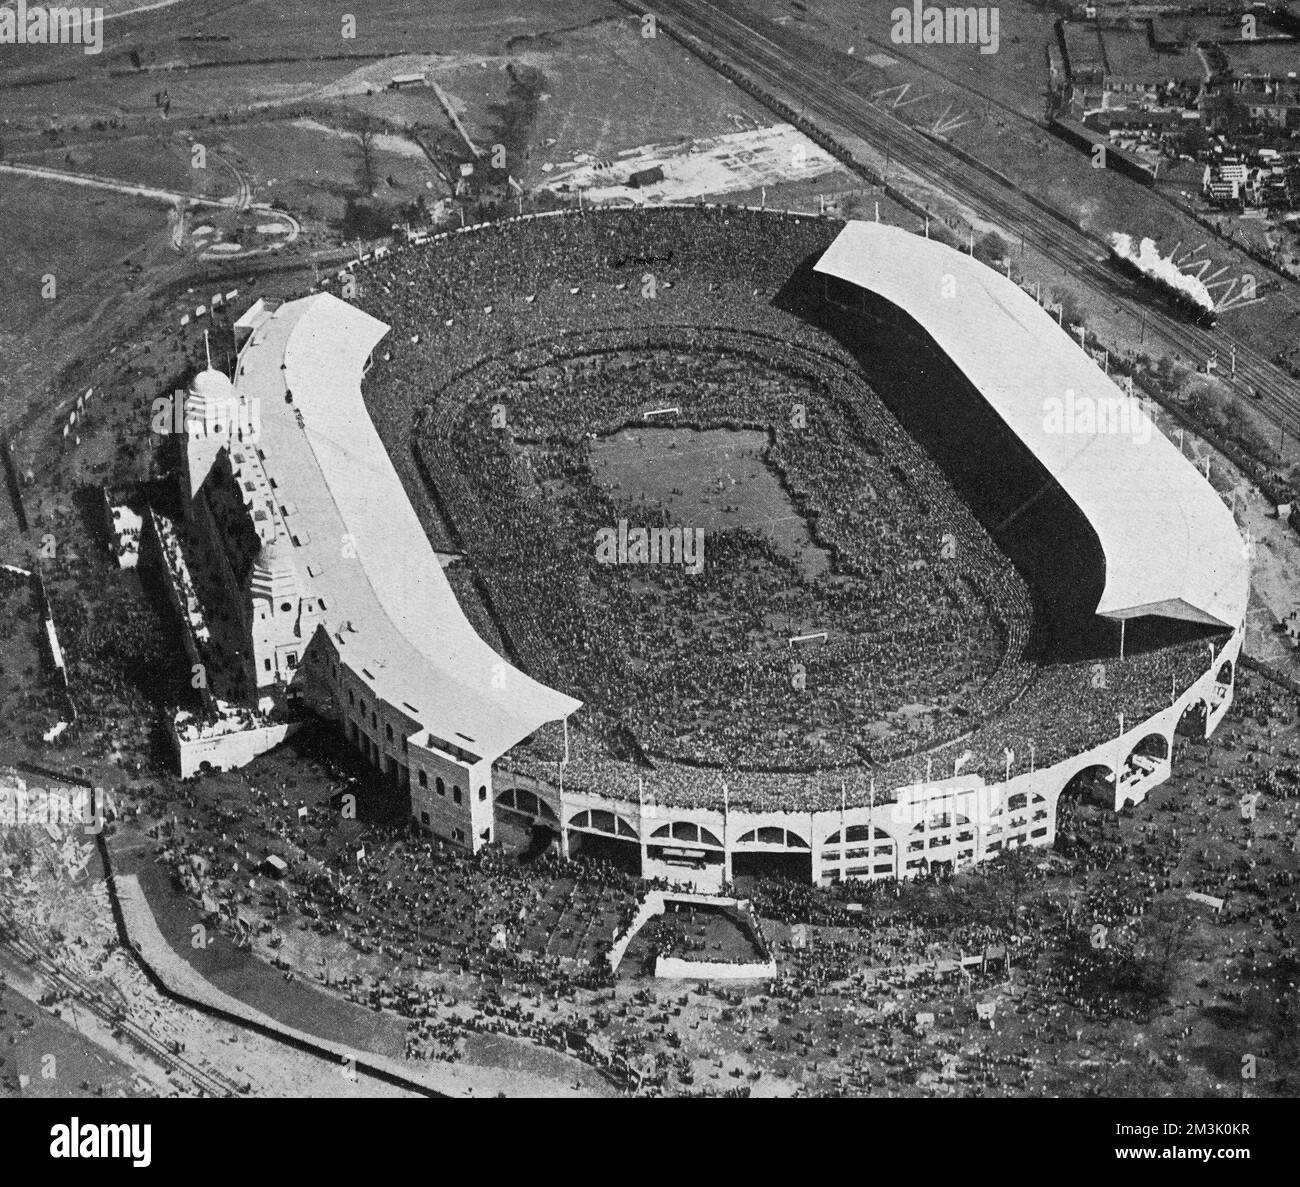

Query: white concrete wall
[517,628,1244,890]
[173,720,301,778]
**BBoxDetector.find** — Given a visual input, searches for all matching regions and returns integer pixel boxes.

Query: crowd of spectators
[93,660,1297,1095]
[344,205,1231,815]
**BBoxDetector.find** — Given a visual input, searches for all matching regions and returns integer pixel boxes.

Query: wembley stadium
[222,205,1248,891]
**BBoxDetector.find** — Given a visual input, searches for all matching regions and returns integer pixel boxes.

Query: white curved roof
[236,292,580,762]
[814,221,1248,629]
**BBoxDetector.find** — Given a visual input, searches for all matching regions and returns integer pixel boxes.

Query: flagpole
[840,781,846,876]
[722,775,730,889]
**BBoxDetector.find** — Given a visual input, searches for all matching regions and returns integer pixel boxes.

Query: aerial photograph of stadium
[2,0,1299,1160]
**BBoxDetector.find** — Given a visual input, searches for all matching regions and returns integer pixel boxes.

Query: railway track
[626,0,1300,442]
[0,923,241,1098]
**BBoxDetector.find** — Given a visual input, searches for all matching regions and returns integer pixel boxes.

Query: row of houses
[1203,152,1299,206]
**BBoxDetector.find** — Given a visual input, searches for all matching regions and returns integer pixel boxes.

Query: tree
[974,231,1009,266]
[1134,895,1198,1002]
[1051,288,1086,328]
[354,121,377,197]
[990,845,1038,930]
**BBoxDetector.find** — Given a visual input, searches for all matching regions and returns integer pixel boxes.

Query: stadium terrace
[155,208,1247,890]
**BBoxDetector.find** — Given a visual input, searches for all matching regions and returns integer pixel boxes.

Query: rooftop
[233,292,581,762]
[814,221,1249,630]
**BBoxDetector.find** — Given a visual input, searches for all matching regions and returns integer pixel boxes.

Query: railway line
[628,0,1300,445]
[0,920,242,1098]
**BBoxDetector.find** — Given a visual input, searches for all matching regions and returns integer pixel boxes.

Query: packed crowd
[428,334,1028,770]
[346,206,1228,814]
[91,660,1295,1095]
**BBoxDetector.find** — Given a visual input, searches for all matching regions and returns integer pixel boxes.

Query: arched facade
[495,629,1243,889]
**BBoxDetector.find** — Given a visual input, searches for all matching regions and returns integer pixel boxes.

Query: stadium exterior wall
[498,628,1240,890]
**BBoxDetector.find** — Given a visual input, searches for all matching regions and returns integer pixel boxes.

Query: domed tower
[182,365,238,504]
[247,538,304,690]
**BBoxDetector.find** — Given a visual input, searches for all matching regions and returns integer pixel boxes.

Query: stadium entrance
[567,808,642,875]
[731,850,812,881]
[1177,698,1208,740]
[1054,764,1117,857]
[730,826,813,883]
[494,787,562,860]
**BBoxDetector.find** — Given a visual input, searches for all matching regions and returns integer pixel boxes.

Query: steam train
[1108,246,1218,329]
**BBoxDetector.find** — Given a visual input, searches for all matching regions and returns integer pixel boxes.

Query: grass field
[0,0,617,130]
[18,131,232,198]
[0,174,168,428]
[589,426,833,576]
[216,118,442,223]
[521,16,775,175]
[1100,26,1206,82]
[0,176,165,339]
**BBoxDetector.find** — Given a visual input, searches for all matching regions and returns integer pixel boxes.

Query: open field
[15,132,230,198]
[211,118,443,223]
[0,0,618,128]
[0,177,167,342]
[1097,25,1208,82]
[0,174,171,430]
[429,14,781,187]
[589,425,833,575]
[1224,40,1300,76]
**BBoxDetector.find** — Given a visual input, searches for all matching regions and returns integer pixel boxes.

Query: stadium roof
[235,292,580,763]
[814,221,1248,630]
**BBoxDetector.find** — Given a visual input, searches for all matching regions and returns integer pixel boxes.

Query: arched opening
[731,826,812,884]
[1216,660,1233,686]
[1129,733,1169,762]
[1116,732,1169,800]
[653,821,724,847]
[645,819,725,877]
[567,808,641,874]
[494,787,562,860]
[1054,763,1116,856]
[1176,698,1208,740]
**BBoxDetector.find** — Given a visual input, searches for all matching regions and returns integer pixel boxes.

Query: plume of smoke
[1109,232,1215,313]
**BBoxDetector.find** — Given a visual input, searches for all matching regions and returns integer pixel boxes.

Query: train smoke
[1109,232,1215,314]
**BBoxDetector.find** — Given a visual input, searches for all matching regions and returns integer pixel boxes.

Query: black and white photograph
[0,0,1296,1165]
